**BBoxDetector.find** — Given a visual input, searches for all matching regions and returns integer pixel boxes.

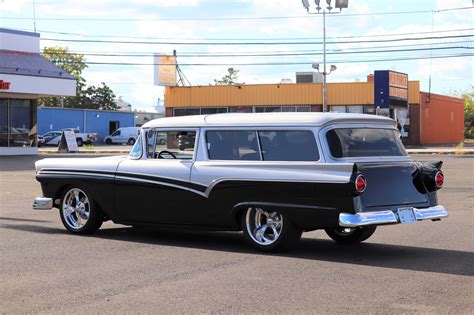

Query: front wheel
[241,207,302,252]
[59,187,103,234]
[324,226,376,244]
[76,138,83,147]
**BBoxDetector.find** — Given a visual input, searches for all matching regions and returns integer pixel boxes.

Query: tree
[214,67,242,85]
[87,83,117,111]
[38,46,118,110]
[462,88,474,138]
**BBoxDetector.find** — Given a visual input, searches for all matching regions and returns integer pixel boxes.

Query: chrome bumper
[33,197,53,210]
[339,205,448,227]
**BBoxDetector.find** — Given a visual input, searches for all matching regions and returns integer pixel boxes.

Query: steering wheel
[157,150,177,159]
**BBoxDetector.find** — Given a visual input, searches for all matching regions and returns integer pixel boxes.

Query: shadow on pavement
[0,216,51,223]
[2,222,473,277]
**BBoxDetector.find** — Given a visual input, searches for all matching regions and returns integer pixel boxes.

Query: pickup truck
[38,129,97,147]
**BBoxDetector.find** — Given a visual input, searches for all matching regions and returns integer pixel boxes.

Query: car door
[115,128,200,224]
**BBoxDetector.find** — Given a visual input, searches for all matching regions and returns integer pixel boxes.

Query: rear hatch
[356,162,430,210]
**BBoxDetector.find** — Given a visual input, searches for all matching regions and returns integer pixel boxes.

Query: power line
[51,46,472,59]
[47,40,472,56]
[2,6,472,21]
[41,34,473,46]
[75,53,473,66]
[32,27,474,41]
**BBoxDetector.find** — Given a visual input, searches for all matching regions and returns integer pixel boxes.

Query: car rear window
[326,128,407,158]
[258,131,319,161]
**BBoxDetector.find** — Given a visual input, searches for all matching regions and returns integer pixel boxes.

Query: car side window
[206,131,260,160]
[258,130,319,161]
[147,130,196,160]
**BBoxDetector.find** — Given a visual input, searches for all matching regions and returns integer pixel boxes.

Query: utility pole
[302,0,349,112]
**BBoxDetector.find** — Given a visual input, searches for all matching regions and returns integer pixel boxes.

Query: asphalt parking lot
[0,154,473,313]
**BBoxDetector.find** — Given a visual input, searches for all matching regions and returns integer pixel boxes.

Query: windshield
[326,128,407,158]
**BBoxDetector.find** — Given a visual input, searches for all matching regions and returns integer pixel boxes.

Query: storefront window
[10,100,30,147]
[0,99,8,147]
[0,99,37,147]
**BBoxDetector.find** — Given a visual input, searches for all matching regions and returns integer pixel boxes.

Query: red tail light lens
[435,170,444,188]
[355,174,366,193]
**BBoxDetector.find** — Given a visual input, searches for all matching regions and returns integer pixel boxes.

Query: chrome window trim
[201,126,323,163]
[319,123,411,163]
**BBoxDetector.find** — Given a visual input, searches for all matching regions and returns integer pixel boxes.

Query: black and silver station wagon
[33,113,448,251]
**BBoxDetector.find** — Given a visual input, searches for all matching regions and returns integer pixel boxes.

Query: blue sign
[374,70,408,108]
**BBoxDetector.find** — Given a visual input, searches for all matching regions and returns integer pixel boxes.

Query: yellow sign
[154,55,177,86]
[390,86,408,100]
[389,71,408,89]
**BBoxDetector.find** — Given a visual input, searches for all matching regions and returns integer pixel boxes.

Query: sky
[0,0,473,112]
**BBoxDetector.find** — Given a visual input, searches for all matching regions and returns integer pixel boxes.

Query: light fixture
[312,63,320,70]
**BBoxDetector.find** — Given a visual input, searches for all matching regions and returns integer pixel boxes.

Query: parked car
[33,113,448,251]
[104,127,140,145]
[38,129,97,147]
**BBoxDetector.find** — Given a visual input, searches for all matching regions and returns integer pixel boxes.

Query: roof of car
[142,112,394,128]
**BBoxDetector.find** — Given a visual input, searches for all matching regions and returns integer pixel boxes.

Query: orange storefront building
[163,76,464,145]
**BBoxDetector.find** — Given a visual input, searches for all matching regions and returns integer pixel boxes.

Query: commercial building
[163,72,464,145]
[0,28,76,155]
[38,107,135,143]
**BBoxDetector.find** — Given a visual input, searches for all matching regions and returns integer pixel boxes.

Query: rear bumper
[33,197,53,210]
[339,205,448,227]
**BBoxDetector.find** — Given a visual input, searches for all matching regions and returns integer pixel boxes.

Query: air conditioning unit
[296,72,323,83]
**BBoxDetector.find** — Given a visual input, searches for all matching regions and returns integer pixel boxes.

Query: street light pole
[302,0,349,112]
[322,9,327,112]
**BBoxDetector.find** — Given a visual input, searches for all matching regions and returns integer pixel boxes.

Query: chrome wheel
[62,188,90,230]
[245,207,283,246]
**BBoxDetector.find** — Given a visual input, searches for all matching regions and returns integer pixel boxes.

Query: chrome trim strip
[203,177,348,197]
[339,205,448,227]
[114,176,207,197]
[39,171,115,178]
[33,197,53,210]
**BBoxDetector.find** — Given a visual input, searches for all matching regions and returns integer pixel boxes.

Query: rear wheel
[241,207,302,252]
[325,226,376,244]
[59,187,103,234]
[76,138,83,147]
[127,138,136,145]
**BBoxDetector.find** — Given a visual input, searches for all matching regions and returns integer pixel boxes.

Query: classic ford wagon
[33,113,448,251]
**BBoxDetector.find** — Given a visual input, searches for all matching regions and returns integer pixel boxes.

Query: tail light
[435,170,444,188]
[355,174,366,193]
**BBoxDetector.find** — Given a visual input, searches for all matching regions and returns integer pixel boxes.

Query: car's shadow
[1,222,472,277]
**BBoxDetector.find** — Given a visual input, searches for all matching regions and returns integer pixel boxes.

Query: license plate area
[397,208,416,224]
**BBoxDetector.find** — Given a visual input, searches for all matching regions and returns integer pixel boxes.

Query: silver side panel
[35,156,127,174]
[191,161,355,189]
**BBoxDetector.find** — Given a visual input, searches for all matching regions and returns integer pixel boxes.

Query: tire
[76,138,83,147]
[59,187,104,234]
[324,226,377,244]
[241,207,302,252]
[127,138,136,145]
[105,138,112,145]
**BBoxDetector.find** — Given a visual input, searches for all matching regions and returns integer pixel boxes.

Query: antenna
[33,0,37,32]
[174,50,191,86]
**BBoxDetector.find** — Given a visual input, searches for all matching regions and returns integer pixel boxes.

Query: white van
[104,127,140,145]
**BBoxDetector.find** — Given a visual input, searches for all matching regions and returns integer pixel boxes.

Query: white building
[0,28,76,155]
